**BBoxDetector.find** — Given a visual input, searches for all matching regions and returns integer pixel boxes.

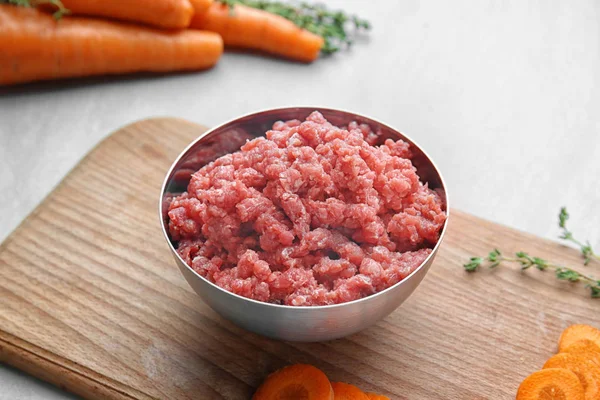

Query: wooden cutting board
[0,118,598,400]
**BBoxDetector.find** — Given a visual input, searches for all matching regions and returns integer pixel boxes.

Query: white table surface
[1,1,599,399]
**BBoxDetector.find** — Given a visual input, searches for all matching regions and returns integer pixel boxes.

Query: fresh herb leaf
[464,257,483,272]
[559,207,569,229]
[590,284,600,298]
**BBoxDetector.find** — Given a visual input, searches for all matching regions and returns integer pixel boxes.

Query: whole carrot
[190,2,323,62]
[59,0,195,29]
[0,5,223,86]
[189,0,213,14]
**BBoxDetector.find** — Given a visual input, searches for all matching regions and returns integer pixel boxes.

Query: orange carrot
[544,353,600,400]
[253,364,334,400]
[0,5,223,86]
[57,0,195,29]
[562,339,600,359]
[516,368,585,400]
[559,325,600,353]
[189,0,213,14]
[331,382,370,400]
[365,393,391,400]
[190,2,323,62]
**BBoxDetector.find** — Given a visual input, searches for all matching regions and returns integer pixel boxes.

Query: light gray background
[1,1,599,399]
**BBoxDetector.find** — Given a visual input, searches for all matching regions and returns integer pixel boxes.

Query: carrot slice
[0,5,223,86]
[517,368,585,400]
[253,364,334,400]
[365,393,391,400]
[331,382,369,400]
[562,339,600,356]
[562,340,600,368]
[559,325,600,353]
[190,3,324,62]
[544,353,600,400]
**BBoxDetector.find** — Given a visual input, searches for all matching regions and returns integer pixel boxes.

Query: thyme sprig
[2,0,69,19]
[465,207,600,298]
[219,0,371,54]
[465,249,600,298]
[559,207,599,265]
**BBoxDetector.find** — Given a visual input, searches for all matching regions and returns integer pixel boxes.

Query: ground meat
[172,128,255,187]
[168,111,446,306]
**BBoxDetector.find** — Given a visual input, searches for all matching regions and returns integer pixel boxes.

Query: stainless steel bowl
[159,107,449,342]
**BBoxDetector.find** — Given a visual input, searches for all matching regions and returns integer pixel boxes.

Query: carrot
[331,382,370,400]
[562,339,600,358]
[57,0,195,29]
[189,0,213,14]
[0,5,223,86]
[517,368,585,400]
[189,2,324,62]
[544,353,600,400]
[365,393,390,400]
[253,364,334,400]
[559,325,600,353]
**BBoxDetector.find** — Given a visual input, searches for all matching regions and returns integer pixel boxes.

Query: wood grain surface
[0,118,598,400]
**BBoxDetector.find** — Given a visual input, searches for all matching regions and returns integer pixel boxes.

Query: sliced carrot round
[517,368,584,400]
[544,353,600,400]
[253,364,334,400]
[561,340,600,369]
[365,393,391,400]
[331,382,369,400]
[559,325,600,353]
[562,339,600,358]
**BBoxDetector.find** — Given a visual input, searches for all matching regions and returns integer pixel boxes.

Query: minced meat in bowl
[164,110,447,307]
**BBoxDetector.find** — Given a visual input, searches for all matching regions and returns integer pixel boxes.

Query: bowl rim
[159,106,450,310]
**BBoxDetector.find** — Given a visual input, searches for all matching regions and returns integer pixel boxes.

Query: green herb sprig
[465,249,600,298]
[559,207,599,265]
[1,0,69,19]
[219,0,371,54]
[464,207,600,298]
